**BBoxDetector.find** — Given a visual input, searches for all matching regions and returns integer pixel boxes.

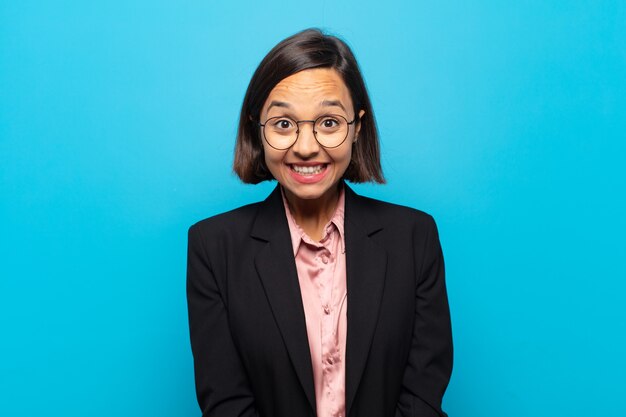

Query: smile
[289,164,328,175]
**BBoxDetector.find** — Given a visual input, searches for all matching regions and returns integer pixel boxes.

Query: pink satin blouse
[282,186,348,417]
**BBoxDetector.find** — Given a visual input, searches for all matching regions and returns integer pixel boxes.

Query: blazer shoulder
[355,193,436,229]
[188,201,261,239]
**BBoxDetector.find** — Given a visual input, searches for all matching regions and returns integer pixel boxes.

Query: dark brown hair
[233,28,385,184]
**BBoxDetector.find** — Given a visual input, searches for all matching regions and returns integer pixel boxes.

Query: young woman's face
[259,68,364,204]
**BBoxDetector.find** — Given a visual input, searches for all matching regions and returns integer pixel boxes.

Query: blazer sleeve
[395,216,453,417]
[187,224,260,417]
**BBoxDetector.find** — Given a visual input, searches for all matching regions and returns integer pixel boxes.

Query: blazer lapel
[343,185,388,416]
[249,184,388,416]
[251,185,317,413]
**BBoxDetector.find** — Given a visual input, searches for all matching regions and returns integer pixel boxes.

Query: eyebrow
[320,99,346,112]
[266,101,292,111]
[266,99,347,113]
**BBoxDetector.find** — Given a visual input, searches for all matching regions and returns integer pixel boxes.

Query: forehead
[263,68,353,112]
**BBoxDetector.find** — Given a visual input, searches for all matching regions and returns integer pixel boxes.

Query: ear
[354,109,366,141]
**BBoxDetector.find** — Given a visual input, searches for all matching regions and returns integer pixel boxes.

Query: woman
[187,28,453,417]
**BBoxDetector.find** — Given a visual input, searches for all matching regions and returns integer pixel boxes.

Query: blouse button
[323,305,331,315]
[321,254,329,264]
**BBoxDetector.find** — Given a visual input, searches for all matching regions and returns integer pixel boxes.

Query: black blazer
[187,184,452,417]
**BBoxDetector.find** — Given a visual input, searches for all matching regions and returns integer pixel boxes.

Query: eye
[271,118,295,130]
[317,116,343,132]
[321,118,339,128]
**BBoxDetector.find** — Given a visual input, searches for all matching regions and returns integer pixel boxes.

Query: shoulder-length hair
[233,28,385,184]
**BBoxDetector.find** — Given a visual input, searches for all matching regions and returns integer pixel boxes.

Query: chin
[281,179,339,201]
[284,186,327,200]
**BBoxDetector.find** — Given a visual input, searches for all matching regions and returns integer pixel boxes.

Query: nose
[290,121,320,158]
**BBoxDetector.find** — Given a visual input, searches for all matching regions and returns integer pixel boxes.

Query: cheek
[330,146,354,170]
[262,147,285,172]
[341,143,355,162]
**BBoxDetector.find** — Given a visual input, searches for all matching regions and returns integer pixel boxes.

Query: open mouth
[289,164,328,176]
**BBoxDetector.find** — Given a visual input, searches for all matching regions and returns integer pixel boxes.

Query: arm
[187,224,260,417]
[396,216,453,417]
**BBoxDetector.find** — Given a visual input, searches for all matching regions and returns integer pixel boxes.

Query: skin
[259,68,365,241]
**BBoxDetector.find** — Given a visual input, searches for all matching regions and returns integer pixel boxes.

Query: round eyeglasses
[258,114,357,150]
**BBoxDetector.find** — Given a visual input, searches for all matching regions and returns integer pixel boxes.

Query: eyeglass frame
[257,114,358,150]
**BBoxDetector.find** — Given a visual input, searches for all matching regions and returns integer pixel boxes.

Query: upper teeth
[292,164,324,175]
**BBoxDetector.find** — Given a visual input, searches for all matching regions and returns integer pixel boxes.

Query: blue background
[1,1,625,416]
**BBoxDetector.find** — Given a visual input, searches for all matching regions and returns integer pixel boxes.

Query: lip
[286,162,330,184]
[285,161,330,166]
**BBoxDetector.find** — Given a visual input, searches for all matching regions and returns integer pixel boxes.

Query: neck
[283,183,342,241]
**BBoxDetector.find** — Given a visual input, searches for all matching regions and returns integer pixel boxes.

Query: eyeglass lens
[263,115,350,149]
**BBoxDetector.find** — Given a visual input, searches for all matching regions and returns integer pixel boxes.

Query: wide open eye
[316,115,344,133]
[270,117,296,131]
